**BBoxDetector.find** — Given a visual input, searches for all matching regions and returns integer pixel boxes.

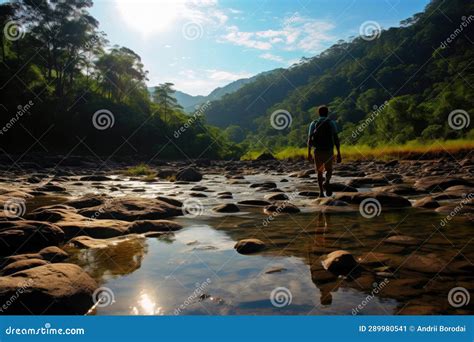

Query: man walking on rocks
[307,105,342,197]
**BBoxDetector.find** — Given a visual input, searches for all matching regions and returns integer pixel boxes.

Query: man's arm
[307,122,313,161]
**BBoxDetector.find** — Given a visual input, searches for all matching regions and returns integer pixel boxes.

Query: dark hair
[318,106,329,117]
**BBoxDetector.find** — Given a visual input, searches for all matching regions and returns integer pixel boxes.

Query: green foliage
[124,163,155,176]
[205,0,474,152]
[0,0,235,159]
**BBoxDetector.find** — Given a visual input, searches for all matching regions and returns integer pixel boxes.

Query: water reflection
[131,291,164,315]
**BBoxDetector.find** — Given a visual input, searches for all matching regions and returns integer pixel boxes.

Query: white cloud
[259,53,285,63]
[219,13,335,53]
[162,68,252,95]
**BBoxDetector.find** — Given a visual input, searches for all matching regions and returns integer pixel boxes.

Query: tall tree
[153,82,182,123]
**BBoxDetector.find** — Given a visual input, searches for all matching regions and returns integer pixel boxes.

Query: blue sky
[91,0,428,95]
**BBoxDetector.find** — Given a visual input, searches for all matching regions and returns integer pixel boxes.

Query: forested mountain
[0,0,238,159]
[150,71,273,113]
[205,0,473,150]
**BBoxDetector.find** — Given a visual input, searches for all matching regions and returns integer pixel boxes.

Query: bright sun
[116,0,184,35]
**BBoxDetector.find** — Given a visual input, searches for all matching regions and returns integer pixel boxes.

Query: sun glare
[116,0,184,35]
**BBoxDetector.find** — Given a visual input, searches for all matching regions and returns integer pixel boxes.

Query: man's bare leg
[317,171,325,197]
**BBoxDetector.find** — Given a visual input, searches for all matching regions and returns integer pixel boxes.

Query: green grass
[123,163,156,177]
[242,139,474,161]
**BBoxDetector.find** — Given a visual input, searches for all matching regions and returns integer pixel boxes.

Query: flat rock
[127,220,182,234]
[1,258,48,275]
[0,221,65,256]
[78,197,182,221]
[0,263,97,314]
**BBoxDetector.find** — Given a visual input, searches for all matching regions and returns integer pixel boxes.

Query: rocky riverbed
[0,154,472,315]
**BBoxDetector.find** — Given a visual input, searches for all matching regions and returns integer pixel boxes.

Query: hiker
[307,105,342,197]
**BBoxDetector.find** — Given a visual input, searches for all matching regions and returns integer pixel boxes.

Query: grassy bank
[241,139,474,161]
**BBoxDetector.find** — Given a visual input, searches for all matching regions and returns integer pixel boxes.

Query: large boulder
[0,221,64,256]
[176,168,202,182]
[1,258,48,275]
[0,263,97,314]
[78,197,182,221]
[322,250,358,274]
[234,239,266,254]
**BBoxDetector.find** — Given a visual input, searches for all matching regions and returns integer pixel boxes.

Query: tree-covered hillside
[0,0,239,159]
[205,0,473,151]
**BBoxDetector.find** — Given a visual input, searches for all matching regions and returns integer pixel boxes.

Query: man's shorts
[314,150,333,173]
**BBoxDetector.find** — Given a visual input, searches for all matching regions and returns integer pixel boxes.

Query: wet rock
[335,192,411,208]
[322,250,357,274]
[68,234,144,249]
[299,191,319,197]
[57,219,130,239]
[264,203,300,214]
[249,182,277,189]
[127,220,182,234]
[156,196,183,207]
[176,168,202,182]
[264,193,289,201]
[414,176,473,192]
[265,267,287,274]
[1,258,48,275]
[373,184,419,196]
[66,195,107,209]
[234,239,266,254]
[347,177,389,187]
[189,192,207,198]
[326,183,358,192]
[191,186,207,191]
[379,278,427,300]
[0,263,97,314]
[38,246,69,262]
[79,175,112,181]
[36,183,66,192]
[0,221,65,256]
[413,196,439,208]
[385,235,419,246]
[26,206,78,222]
[238,200,271,206]
[212,203,240,213]
[400,253,448,274]
[384,160,398,167]
[78,197,182,221]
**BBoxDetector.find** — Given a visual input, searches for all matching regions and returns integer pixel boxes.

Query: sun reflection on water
[131,291,163,315]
